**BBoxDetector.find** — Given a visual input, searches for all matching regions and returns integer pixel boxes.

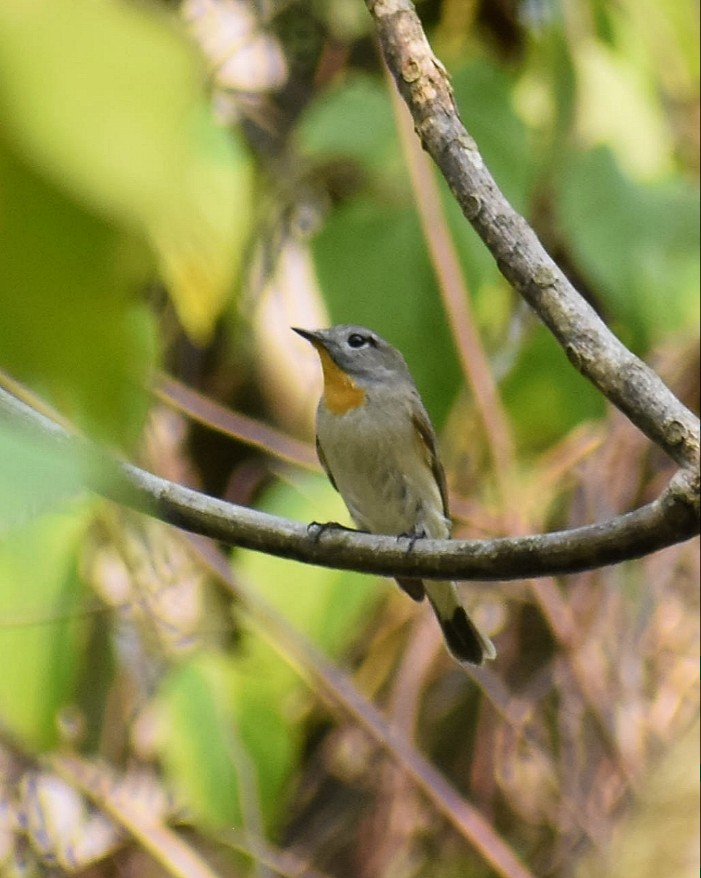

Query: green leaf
[297,73,400,172]
[556,146,700,348]
[0,504,93,750]
[154,124,254,343]
[500,323,606,452]
[0,143,156,443]
[238,475,379,657]
[159,652,296,831]
[0,0,253,443]
[0,0,238,248]
[159,656,248,828]
[0,419,87,531]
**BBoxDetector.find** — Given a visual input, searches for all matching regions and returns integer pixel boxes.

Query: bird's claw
[307,521,357,543]
[397,529,427,554]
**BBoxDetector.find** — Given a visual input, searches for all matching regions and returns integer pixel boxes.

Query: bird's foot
[307,521,360,543]
[397,528,427,554]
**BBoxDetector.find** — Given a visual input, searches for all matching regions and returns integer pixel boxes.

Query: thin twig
[156,375,319,471]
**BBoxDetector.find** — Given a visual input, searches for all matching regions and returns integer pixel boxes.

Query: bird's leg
[397,527,428,554]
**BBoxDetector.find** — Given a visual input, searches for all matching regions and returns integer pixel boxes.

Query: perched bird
[293,324,495,666]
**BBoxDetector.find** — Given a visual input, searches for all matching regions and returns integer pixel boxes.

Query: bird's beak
[292,326,325,348]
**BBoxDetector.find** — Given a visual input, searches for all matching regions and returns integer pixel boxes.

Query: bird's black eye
[347,333,368,349]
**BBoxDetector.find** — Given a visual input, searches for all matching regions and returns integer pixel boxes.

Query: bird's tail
[426,581,496,666]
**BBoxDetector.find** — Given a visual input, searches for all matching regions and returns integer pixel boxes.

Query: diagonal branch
[1,387,697,582]
[365,0,699,471]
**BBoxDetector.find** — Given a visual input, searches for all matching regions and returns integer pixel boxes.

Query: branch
[365,0,700,471]
[1,387,697,582]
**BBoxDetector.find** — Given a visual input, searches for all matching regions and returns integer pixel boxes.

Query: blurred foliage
[557,145,700,348]
[0,504,93,750]
[0,0,698,876]
[0,0,252,444]
[0,416,88,529]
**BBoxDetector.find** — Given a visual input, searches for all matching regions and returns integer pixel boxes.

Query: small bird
[293,324,496,666]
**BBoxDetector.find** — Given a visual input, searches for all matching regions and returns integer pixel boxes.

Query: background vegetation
[0,0,698,875]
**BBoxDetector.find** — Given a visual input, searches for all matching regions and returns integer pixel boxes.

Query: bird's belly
[318,407,448,538]
[338,455,414,534]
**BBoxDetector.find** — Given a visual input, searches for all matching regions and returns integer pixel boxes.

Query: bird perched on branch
[293,324,495,666]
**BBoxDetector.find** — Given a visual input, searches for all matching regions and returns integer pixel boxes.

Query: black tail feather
[411,582,496,666]
[439,605,487,665]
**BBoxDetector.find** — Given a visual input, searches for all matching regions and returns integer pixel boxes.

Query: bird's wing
[411,407,450,519]
[316,435,339,493]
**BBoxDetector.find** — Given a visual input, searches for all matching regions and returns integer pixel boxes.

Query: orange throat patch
[315,346,366,414]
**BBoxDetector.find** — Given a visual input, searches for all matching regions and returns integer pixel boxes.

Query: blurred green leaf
[0,0,252,443]
[159,655,254,829]
[0,420,87,531]
[0,0,201,228]
[0,144,156,445]
[515,22,577,178]
[556,146,700,348]
[0,504,92,750]
[0,0,252,313]
[500,323,606,452]
[298,73,400,173]
[154,123,254,343]
[160,476,381,833]
[159,651,297,832]
[239,474,379,657]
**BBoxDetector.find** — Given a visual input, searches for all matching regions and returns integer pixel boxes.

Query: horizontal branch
[366,0,700,470]
[2,387,698,582]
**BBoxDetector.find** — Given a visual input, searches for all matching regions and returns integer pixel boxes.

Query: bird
[293,323,496,666]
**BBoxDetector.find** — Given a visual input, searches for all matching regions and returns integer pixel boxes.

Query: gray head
[292,324,413,385]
